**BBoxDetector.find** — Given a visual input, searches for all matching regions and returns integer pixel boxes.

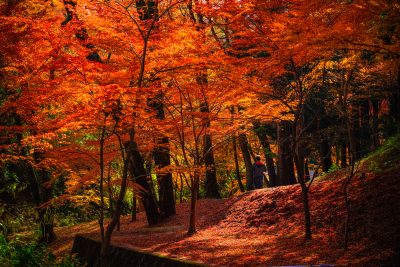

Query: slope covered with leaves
[52,137,400,266]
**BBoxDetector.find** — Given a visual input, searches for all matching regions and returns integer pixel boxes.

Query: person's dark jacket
[253,161,267,178]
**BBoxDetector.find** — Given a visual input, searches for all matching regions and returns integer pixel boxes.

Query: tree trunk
[300,182,312,239]
[150,95,176,217]
[188,174,199,235]
[370,99,380,150]
[294,119,312,240]
[153,136,176,217]
[320,137,332,172]
[100,147,129,266]
[203,133,221,198]
[253,123,277,186]
[340,142,347,168]
[359,100,371,158]
[238,133,254,191]
[131,188,137,222]
[277,121,296,185]
[304,158,310,182]
[127,131,159,226]
[232,136,245,192]
[32,151,56,243]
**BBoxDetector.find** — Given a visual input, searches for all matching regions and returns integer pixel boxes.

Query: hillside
[51,144,400,266]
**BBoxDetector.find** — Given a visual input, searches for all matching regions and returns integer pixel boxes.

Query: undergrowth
[0,234,81,267]
[363,134,400,173]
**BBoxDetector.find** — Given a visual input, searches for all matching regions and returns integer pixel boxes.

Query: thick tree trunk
[153,136,176,217]
[127,131,159,226]
[198,79,220,198]
[320,137,332,172]
[150,95,176,217]
[203,133,221,198]
[277,121,296,185]
[238,133,254,190]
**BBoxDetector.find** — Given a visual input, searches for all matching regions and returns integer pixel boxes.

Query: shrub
[0,235,81,267]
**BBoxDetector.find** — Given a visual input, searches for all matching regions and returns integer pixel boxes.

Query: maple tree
[1,0,400,265]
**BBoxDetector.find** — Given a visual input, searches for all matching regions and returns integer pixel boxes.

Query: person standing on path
[253,155,267,189]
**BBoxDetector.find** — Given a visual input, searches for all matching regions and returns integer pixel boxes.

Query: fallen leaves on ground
[51,168,400,266]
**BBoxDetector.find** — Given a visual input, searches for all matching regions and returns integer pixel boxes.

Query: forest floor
[52,143,400,266]
[51,160,400,266]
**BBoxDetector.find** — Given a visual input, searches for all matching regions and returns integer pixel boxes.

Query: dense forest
[0,0,399,266]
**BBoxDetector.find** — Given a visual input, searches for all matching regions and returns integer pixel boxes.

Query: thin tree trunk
[370,99,380,150]
[253,122,277,186]
[131,188,137,222]
[340,142,347,168]
[232,136,245,192]
[343,108,357,250]
[179,173,184,203]
[300,182,311,239]
[100,138,129,266]
[204,133,221,198]
[238,133,254,191]
[294,126,311,240]
[188,173,199,235]
[304,158,310,182]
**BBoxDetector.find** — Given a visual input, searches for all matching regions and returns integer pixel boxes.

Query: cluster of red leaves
[52,167,400,266]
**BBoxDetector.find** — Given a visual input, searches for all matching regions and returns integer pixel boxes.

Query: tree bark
[238,133,254,191]
[137,0,175,216]
[359,100,371,158]
[32,151,56,243]
[203,133,221,198]
[131,188,137,222]
[320,137,332,172]
[126,131,159,226]
[340,142,347,168]
[232,136,245,192]
[200,100,220,199]
[153,136,176,217]
[188,173,199,235]
[100,143,129,266]
[277,121,296,185]
[253,123,277,187]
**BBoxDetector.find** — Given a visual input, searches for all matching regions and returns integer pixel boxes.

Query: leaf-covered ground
[51,166,400,266]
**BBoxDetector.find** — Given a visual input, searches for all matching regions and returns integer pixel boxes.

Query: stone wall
[71,235,207,267]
